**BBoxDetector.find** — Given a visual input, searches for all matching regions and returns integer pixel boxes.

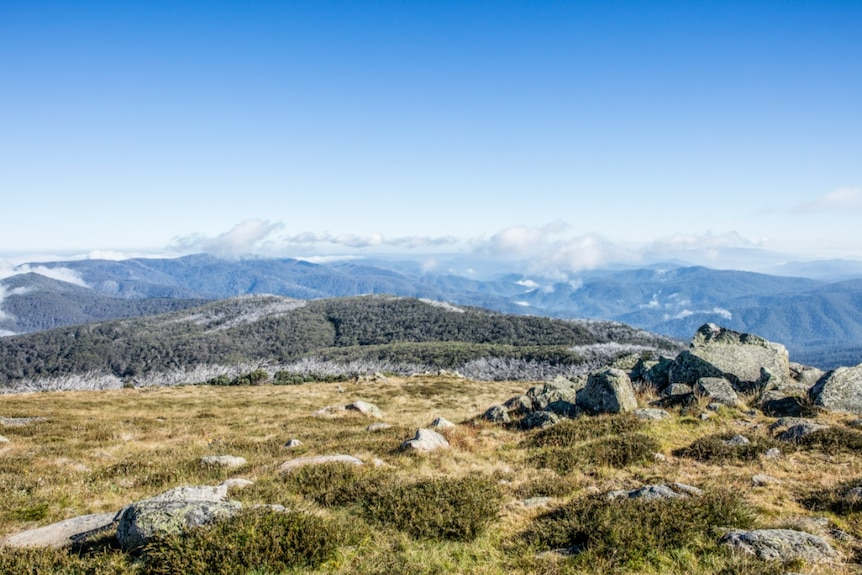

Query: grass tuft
[528,414,645,448]
[529,432,659,473]
[672,434,779,463]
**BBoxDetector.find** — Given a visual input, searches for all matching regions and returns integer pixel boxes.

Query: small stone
[520,410,561,430]
[654,453,667,462]
[778,422,829,442]
[313,405,347,417]
[699,413,711,421]
[221,478,254,490]
[634,408,670,421]
[366,422,392,432]
[0,435,9,443]
[764,447,782,459]
[752,474,780,486]
[200,455,247,468]
[721,435,751,446]
[720,529,838,564]
[284,439,303,448]
[429,417,456,430]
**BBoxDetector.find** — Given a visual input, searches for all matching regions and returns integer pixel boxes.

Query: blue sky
[1,0,860,272]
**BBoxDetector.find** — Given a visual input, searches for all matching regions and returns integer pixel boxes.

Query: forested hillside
[0,295,680,387]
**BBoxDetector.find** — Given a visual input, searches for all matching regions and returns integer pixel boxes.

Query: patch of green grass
[0,548,129,575]
[519,491,755,571]
[361,474,502,541]
[140,508,358,575]
[672,434,779,463]
[529,433,659,473]
[528,414,645,448]
[514,473,581,499]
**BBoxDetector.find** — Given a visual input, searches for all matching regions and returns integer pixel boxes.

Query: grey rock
[200,455,247,468]
[532,388,578,411]
[116,497,241,551]
[760,395,807,417]
[483,404,510,423]
[0,417,47,427]
[146,485,229,503]
[522,497,552,507]
[790,362,825,387]
[607,484,698,501]
[313,405,347,417]
[669,324,789,392]
[429,417,456,430]
[722,435,751,446]
[764,447,782,459]
[546,399,580,418]
[366,422,392,432]
[346,400,383,418]
[777,422,829,442]
[630,358,658,382]
[719,529,838,563]
[695,377,739,406]
[1,512,117,549]
[644,357,675,389]
[577,369,637,414]
[0,435,9,443]
[809,364,862,415]
[278,455,364,474]
[400,428,449,453]
[503,395,535,416]
[221,478,254,490]
[661,383,693,397]
[544,375,580,390]
[752,474,780,486]
[520,410,561,430]
[284,438,303,448]
[671,483,704,496]
[769,417,814,432]
[634,408,670,421]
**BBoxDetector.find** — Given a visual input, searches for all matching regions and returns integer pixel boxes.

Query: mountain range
[2,253,862,369]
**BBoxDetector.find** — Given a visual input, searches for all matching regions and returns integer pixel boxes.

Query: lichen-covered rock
[669,324,789,392]
[279,455,363,473]
[546,399,580,418]
[719,529,838,563]
[1,513,116,549]
[695,377,739,406]
[809,364,862,415]
[519,410,561,430]
[503,395,534,416]
[721,434,751,446]
[607,483,702,501]
[633,408,670,421]
[532,388,578,411]
[661,383,693,397]
[346,400,383,418]
[115,485,240,550]
[777,421,829,442]
[200,455,247,468]
[429,416,456,430]
[483,404,510,423]
[576,369,637,414]
[400,428,449,453]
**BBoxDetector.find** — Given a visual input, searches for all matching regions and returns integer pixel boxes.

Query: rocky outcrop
[115,485,241,551]
[576,369,637,414]
[400,429,449,453]
[633,408,670,421]
[607,483,702,501]
[809,364,862,415]
[483,404,510,423]
[429,416,456,430]
[719,528,838,563]
[1,512,117,549]
[669,324,789,392]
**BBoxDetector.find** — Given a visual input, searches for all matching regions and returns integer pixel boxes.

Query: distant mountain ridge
[3,254,862,369]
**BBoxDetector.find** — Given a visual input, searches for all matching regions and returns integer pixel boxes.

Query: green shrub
[141,508,356,575]
[283,462,378,507]
[361,474,501,541]
[528,414,645,448]
[800,477,862,515]
[794,427,862,455]
[520,490,755,569]
[530,432,659,473]
[672,434,779,463]
[0,549,129,575]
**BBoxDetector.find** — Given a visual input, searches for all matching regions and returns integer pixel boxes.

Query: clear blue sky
[1,1,860,271]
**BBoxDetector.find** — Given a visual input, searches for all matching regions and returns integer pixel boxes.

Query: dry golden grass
[0,377,860,574]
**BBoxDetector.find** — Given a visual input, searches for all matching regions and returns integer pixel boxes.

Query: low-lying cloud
[792,186,862,213]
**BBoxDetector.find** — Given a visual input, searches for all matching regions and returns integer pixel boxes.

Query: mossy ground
[1,376,860,574]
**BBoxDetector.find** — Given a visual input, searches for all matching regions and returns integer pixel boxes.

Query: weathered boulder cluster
[485,322,862,427]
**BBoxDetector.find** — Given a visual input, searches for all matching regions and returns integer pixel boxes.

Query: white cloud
[713,307,733,320]
[647,231,766,253]
[171,220,284,257]
[792,186,862,213]
[516,279,540,289]
[283,231,459,250]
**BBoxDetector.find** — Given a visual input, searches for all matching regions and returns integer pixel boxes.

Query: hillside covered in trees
[0,295,681,388]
